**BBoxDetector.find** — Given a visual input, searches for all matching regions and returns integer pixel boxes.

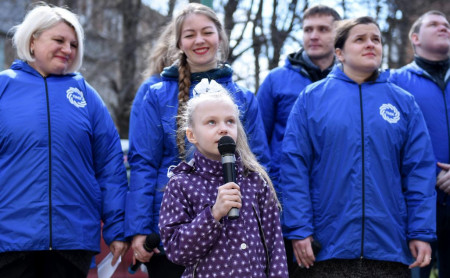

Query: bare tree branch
[252,0,264,90]
[226,0,255,64]
[168,0,177,18]
[268,0,299,69]
[115,0,142,137]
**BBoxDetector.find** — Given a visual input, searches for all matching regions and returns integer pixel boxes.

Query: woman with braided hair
[125,3,270,277]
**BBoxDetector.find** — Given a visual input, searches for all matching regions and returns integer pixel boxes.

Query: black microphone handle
[129,261,143,274]
[128,233,161,274]
[222,154,239,219]
[222,160,236,183]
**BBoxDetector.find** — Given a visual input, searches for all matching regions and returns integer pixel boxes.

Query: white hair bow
[193,78,224,97]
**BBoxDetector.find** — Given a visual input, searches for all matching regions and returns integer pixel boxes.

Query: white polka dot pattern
[159,151,288,277]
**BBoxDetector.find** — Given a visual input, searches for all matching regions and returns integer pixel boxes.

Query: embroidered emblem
[66,87,87,108]
[379,103,400,124]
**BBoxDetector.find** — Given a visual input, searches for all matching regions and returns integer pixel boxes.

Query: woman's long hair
[173,3,229,160]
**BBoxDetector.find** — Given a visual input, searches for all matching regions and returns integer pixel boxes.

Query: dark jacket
[159,151,288,277]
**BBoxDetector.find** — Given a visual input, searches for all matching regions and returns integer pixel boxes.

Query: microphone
[128,233,161,274]
[218,135,239,220]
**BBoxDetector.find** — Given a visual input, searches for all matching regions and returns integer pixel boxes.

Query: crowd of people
[0,1,448,278]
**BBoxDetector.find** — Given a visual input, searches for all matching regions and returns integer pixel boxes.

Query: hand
[109,240,130,266]
[437,162,450,194]
[292,236,315,269]
[211,182,242,221]
[408,240,432,268]
[132,234,160,264]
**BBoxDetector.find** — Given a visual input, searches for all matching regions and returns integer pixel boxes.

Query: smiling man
[256,4,341,275]
[390,10,450,278]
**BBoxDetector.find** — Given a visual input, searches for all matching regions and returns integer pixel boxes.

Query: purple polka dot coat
[159,151,288,278]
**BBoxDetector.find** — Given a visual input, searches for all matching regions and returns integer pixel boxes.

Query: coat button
[240,243,247,250]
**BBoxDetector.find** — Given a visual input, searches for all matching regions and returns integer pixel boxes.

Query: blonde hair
[11,2,84,73]
[173,3,229,159]
[180,87,280,207]
[143,21,176,79]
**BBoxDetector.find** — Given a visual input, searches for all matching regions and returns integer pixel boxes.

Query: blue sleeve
[257,73,276,144]
[279,92,314,240]
[130,75,162,134]
[86,82,128,245]
[402,101,437,242]
[239,86,271,170]
[129,82,149,135]
[125,88,164,237]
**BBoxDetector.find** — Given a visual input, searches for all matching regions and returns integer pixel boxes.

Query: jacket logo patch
[66,87,87,108]
[379,103,400,124]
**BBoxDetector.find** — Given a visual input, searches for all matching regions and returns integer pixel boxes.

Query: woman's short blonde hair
[11,3,84,73]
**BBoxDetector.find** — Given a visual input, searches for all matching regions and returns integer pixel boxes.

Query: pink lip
[55,55,68,62]
[194,47,209,55]
[363,53,376,57]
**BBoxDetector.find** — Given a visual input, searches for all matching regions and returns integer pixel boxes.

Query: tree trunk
[252,0,264,91]
[116,0,141,138]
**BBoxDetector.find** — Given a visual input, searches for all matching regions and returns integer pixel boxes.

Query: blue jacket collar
[161,63,233,83]
[11,59,76,78]
[403,61,450,84]
[328,64,389,84]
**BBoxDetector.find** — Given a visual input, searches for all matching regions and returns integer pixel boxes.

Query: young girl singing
[158,79,288,278]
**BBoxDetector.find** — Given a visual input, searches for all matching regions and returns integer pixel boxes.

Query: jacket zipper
[252,204,270,277]
[44,77,53,250]
[358,85,365,258]
[192,262,199,278]
[442,88,449,204]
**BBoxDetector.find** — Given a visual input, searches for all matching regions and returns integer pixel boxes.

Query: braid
[176,52,191,161]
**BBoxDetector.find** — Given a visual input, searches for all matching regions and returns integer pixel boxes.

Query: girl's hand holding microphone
[212,182,242,221]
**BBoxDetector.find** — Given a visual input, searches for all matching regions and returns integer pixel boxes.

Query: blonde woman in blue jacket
[281,16,436,277]
[0,4,128,277]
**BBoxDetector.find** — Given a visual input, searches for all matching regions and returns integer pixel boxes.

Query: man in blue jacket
[390,10,450,278]
[256,5,340,274]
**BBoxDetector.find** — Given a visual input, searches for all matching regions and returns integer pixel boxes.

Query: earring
[30,49,34,56]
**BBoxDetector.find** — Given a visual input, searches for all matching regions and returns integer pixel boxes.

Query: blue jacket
[129,74,162,142]
[257,57,313,194]
[125,65,270,238]
[390,62,450,205]
[281,66,436,265]
[0,60,128,253]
